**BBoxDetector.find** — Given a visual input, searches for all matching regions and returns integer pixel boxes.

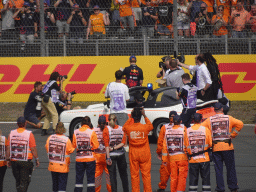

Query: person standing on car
[72,116,99,192]
[122,108,153,192]
[161,115,189,192]
[201,103,243,192]
[41,72,64,136]
[176,73,198,128]
[178,54,213,101]
[24,81,43,129]
[93,116,111,192]
[186,113,212,192]
[156,111,177,192]
[0,129,7,192]
[121,55,144,88]
[45,122,75,192]
[103,114,129,192]
[6,117,40,192]
[105,70,130,127]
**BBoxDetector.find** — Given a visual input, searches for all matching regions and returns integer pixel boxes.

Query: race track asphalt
[1,123,256,192]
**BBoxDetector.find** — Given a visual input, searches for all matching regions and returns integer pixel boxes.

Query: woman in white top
[177,0,190,37]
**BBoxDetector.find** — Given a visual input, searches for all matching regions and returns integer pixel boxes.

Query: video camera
[173,51,185,63]
[159,56,168,70]
[70,90,76,95]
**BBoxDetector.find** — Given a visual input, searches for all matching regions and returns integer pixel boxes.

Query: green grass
[0,101,255,124]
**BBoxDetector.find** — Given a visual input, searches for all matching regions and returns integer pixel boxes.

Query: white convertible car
[60,86,218,139]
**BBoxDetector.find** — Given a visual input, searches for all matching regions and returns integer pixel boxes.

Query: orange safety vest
[48,134,69,164]
[165,125,185,156]
[187,126,209,162]
[10,129,32,161]
[0,136,6,161]
[107,125,125,156]
[74,128,94,159]
[210,114,230,142]
[93,127,106,154]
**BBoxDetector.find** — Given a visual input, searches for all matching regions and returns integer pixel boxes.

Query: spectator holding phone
[211,5,229,38]
[248,4,256,38]
[230,0,250,38]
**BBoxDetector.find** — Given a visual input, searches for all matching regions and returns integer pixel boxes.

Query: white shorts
[56,20,70,34]
[132,7,142,21]
[177,21,190,30]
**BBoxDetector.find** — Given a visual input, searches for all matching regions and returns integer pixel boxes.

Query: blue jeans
[232,30,247,38]
[51,172,68,192]
[74,161,96,192]
[212,150,239,192]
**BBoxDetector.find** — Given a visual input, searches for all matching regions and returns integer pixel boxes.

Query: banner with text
[0,55,255,102]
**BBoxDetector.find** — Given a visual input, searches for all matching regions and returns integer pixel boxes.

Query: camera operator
[41,72,64,136]
[156,56,169,79]
[24,81,43,129]
[55,91,72,117]
[163,58,184,89]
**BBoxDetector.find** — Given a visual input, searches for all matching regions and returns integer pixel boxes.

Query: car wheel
[69,118,82,139]
[153,119,169,139]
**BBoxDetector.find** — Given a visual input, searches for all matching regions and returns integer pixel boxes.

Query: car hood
[86,103,104,110]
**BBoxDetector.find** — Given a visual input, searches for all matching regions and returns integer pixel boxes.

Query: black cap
[173,115,182,123]
[214,102,223,110]
[136,94,144,102]
[17,116,26,124]
[98,115,106,124]
[169,111,177,117]
[193,113,202,122]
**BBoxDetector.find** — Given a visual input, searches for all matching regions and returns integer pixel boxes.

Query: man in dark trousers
[121,55,144,88]
[176,73,198,128]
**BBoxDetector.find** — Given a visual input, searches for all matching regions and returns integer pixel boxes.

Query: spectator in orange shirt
[211,5,229,38]
[6,117,40,192]
[86,5,110,39]
[45,122,75,192]
[0,129,7,192]
[230,0,250,38]
[103,114,129,192]
[203,0,214,18]
[201,102,243,192]
[123,108,154,192]
[248,4,256,37]
[216,0,231,16]
[114,0,135,35]
[72,116,99,192]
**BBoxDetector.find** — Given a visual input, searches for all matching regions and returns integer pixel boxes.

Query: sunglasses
[218,9,224,11]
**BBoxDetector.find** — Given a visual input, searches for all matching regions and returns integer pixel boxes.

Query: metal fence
[1,0,255,57]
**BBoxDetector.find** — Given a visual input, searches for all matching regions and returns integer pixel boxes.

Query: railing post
[40,0,45,57]
[225,35,228,55]
[63,35,67,57]
[96,40,99,56]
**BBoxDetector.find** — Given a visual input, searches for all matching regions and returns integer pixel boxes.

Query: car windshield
[154,88,181,108]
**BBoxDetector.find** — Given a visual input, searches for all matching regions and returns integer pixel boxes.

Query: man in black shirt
[176,73,198,128]
[138,0,158,38]
[156,0,173,36]
[194,3,211,38]
[122,55,144,88]
[24,81,43,129]
[41,72,64,136]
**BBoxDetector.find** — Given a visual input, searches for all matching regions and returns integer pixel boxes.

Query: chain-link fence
[1,0,255,57]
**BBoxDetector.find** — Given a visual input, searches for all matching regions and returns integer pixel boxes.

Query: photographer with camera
[24,81,43,129]
[194,2,211,38]
[156,56,169,87]
[41,72,65,136]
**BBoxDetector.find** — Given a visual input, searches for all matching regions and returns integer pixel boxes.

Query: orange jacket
[122,117,153,147]
[186,124,212,163]
[0,136,7,167]
[115,0,133,17]
[156,123,173,156]
[45,134,75,173]
[72,125,99,162]
[201,113,243,152]
[7,128,36,160]
[162,125,188,162]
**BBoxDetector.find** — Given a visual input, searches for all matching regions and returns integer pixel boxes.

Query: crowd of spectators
[0,0,256,44]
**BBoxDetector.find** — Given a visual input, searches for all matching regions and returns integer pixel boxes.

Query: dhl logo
[0,64,104,94]
[219,63,256,93]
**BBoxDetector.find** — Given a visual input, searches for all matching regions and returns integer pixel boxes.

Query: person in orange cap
[162,115,189,192]
[123,107,153,192]
[186,113,212,192]
[45,122,75,192]
[156,110,177,192]
[93,115,111,192]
